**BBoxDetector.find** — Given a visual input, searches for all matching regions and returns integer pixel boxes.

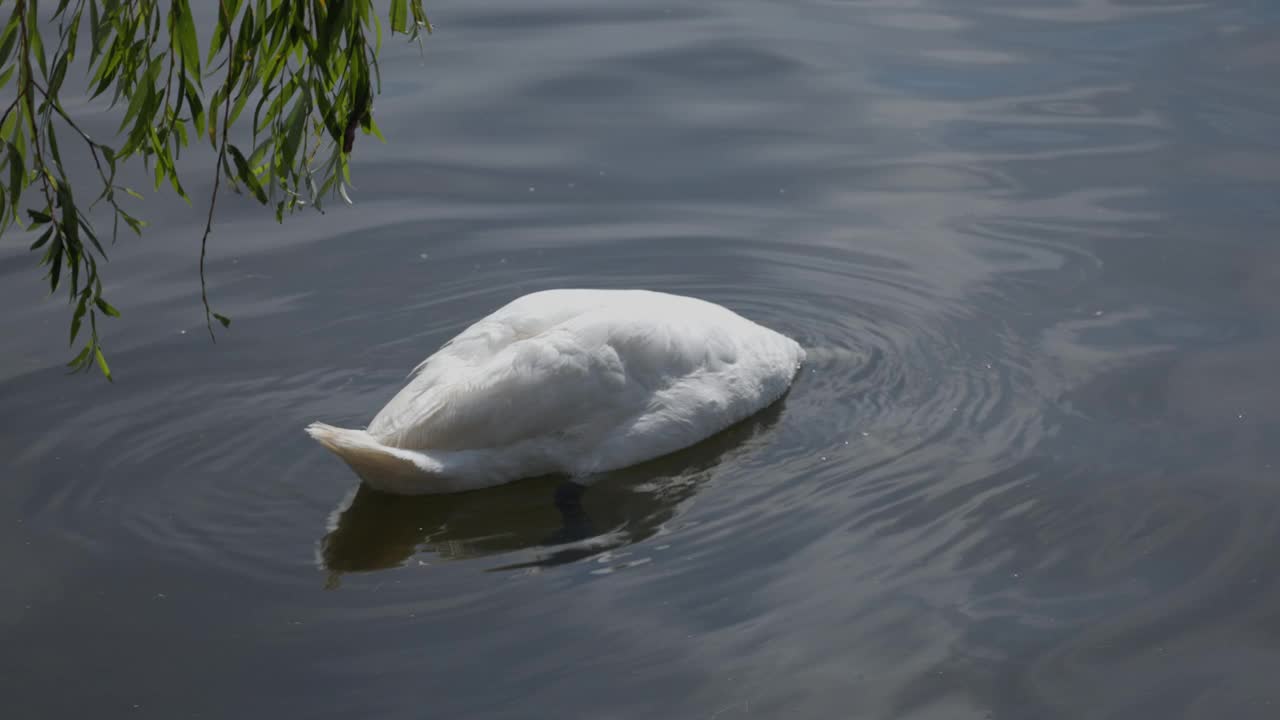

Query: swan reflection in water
[317,399,785,584]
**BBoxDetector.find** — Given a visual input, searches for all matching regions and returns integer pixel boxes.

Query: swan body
[307,289,804,494]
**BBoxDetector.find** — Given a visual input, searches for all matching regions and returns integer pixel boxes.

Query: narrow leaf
[70,298,87,344]
[186,83,205,138]
[227,145,267,203]
[94,298,121,317]
[173,0,202,85]
[66,344,90,369]
[27,2,47,78]
[29,227,54,250]
[88,0,103,63]
[390,0,408,33]
[94,346,113,381]
[0,16,19,68]
[6,142,22,201]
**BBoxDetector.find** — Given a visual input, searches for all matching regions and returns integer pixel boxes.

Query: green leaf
[64,7,82,66]
[227,144,267,203]
[70,297,88,344]
[118,71,154,134]
[29,227,54,250]
[94,346,113,381]
[59,182,79,254]
[311,85,343,142]
[0,16,19,69]
[186,83,205,138]
[367,116,386,143]
[94,298,121,318]
[6,142,22,204]
[27,2,47,78]
[228,86,253,127]
[173,0,202,86]
[47,123,64,170]
[81,218,106,257]
[49,235,64,291]
[210,0,245,63]
[390,0,408,34]
[248,135,272,170]
[0,107,17,140]
[282,97,308,164]
[88,0,103,63]
[410,1,434,33]
[48,54,69,96]
[90,37,125,98]
[212,312,231,328]
[120,211,145,235]
[66,344,90,369]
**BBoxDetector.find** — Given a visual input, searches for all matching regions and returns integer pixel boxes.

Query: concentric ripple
[7,220,1060,593]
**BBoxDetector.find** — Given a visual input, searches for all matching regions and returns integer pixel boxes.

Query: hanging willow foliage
[0,0,431,380]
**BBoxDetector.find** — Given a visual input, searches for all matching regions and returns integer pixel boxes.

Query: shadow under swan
[317,398,787,583]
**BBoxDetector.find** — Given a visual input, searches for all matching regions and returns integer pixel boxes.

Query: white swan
[306,289,804,494]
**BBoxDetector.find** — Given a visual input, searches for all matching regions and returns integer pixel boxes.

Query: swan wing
[365,289,798,459]
[367,294,642,450]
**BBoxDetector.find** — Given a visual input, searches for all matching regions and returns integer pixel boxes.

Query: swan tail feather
[306,422,431,491]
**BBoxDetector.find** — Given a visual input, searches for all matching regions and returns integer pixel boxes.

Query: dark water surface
[4,1,1280,717]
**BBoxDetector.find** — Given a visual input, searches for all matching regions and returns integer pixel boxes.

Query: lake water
[4,1,1280,717]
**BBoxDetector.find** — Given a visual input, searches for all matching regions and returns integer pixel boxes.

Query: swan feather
[307,289,803,494]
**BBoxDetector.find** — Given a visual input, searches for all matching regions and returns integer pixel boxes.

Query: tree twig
[200,83,232,343]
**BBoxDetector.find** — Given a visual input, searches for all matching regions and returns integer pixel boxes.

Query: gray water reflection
[320,400,786,578]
